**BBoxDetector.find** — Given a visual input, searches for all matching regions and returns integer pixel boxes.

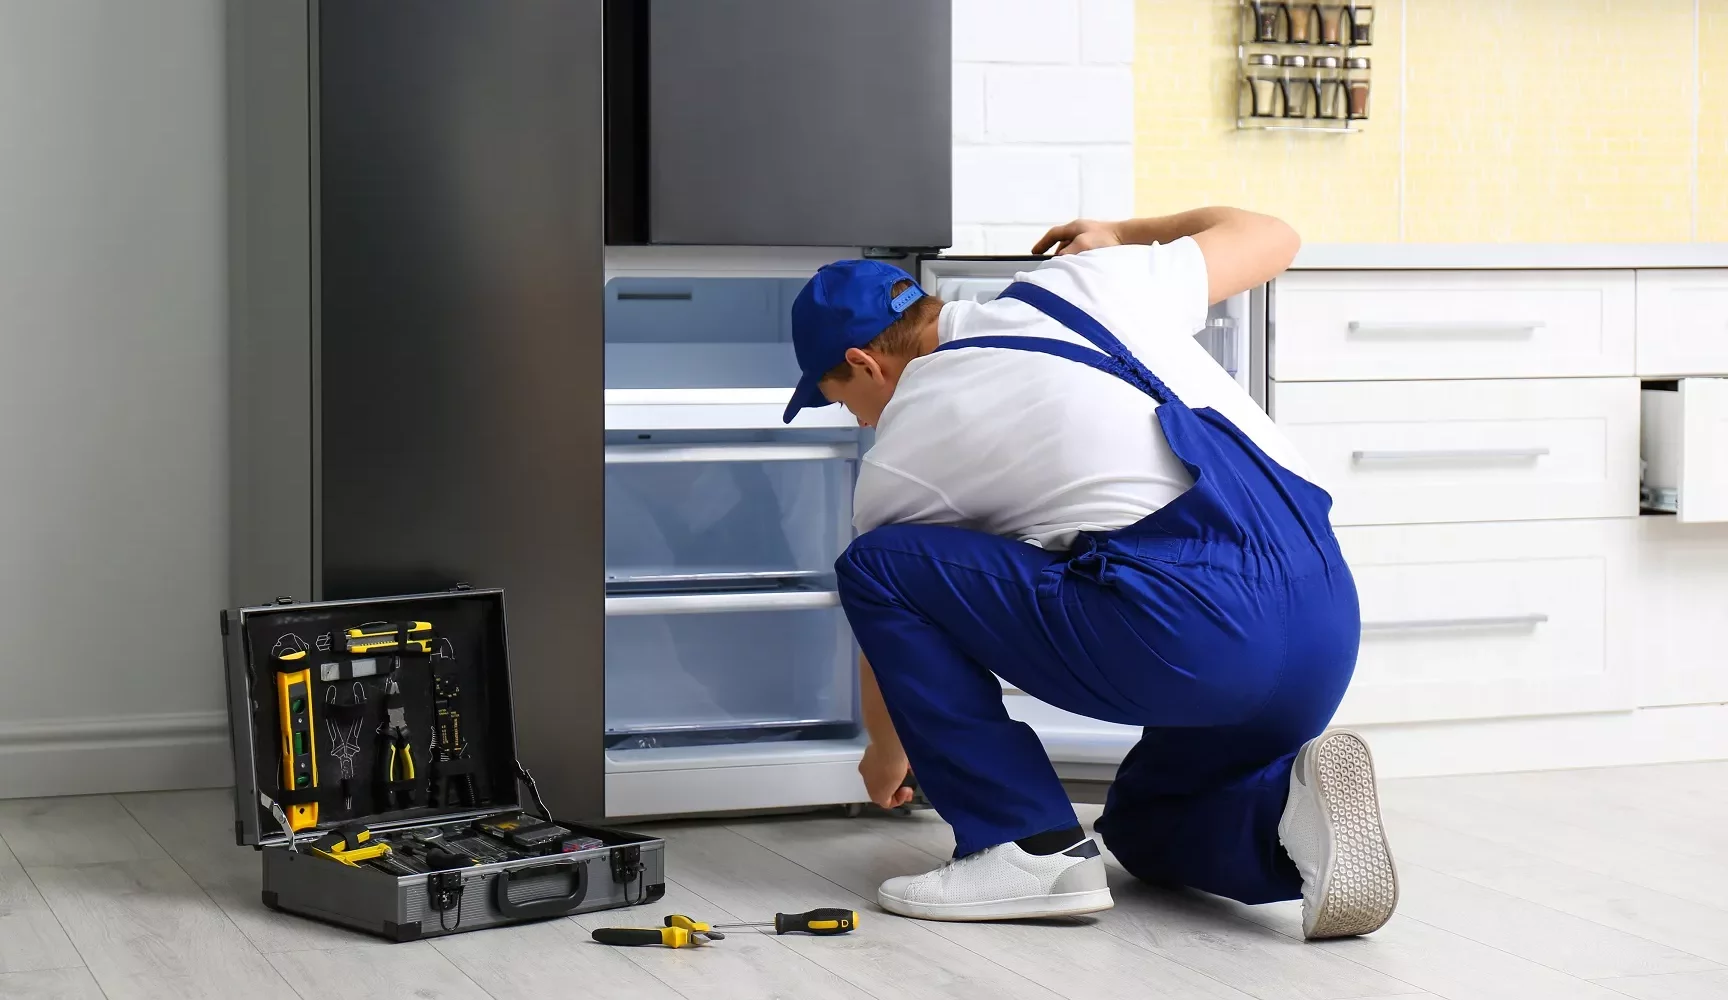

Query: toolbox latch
[427,871,465,932]
[611,844,644,888]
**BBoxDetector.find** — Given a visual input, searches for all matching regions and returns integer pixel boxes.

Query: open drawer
[605,437,857,590]
[603,592,856,748]
[1641,379,1728,523]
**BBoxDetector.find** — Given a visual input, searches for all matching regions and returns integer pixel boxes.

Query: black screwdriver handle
[775,908,857,935]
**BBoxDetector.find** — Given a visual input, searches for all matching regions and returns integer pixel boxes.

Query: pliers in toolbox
[590,914,725,949]
[379,678,417,808]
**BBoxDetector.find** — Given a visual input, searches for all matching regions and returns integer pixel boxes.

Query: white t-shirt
[853,239,1310,550]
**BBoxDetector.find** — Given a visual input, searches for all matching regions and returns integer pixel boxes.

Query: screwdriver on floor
[667,908,857,936]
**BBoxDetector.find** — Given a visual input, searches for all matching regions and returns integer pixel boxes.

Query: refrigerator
[601,249,1269,818]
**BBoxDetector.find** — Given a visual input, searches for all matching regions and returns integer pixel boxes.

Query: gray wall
[0,0,230,797]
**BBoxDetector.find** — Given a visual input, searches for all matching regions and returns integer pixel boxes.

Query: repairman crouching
[780,208,1398,939]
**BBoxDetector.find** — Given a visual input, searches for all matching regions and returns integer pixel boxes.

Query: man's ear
[843,347,885,382]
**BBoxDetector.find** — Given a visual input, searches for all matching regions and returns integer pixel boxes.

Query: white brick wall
[949,0,1135,253]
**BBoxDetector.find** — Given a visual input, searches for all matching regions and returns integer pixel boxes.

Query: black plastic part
[428,871,465,913]
[220,610,230,636]
[385,920,423,942]
[592,926,665,947]
[261,890,280,911]
[642,883,666,904]
[610,845,643,886]
[492,860,589,919]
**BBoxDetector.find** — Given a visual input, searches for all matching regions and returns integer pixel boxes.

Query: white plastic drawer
[1332,519,1633,726]
[604,596,855,741]
[1641,378,1728,523]
[1273,270,1635,381]
[605,442,856,588]
[1273,377,1640,525]
[1635,270,1728,376]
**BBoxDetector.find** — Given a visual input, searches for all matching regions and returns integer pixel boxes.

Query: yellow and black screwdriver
[671,908,858,936]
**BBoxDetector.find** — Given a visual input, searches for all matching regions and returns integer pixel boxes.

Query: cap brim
[782,373,831,424]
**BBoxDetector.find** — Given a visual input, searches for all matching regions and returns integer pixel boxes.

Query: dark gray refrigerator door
[643,0,951,248]
[315,0,607,819]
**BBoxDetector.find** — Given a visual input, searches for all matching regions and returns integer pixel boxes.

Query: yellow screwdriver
[670,907,857,936]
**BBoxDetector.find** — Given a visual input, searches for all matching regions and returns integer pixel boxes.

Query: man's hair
[822,280,943,382]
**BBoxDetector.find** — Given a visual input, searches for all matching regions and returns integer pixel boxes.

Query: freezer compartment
[605,276,807,390]
[605,431,858,590]
[603,594,858,749]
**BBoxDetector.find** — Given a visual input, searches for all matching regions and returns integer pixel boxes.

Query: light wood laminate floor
[0,762,1724,1000]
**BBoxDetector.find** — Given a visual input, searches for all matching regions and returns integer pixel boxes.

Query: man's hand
[859,740,914,809]
[1032,219,1123,256]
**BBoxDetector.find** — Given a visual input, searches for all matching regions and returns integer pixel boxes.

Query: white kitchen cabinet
[1331,519,1635,727]
[1273,377,1641,526]
[1273,270,1636,382]
[1640,379,1728,523]
[1630,517,1728,709]
[1634,269,1728,376]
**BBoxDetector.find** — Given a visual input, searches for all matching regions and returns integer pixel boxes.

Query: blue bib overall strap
[835,281,1360,905]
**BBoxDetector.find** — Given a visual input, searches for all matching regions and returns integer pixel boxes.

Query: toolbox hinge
[514,761,552,820]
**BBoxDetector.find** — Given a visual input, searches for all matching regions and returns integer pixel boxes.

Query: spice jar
[1317,3,1346,45]
[1286,3,1318,44]
[1312,55,1346,119]
[1249,1,1283,42]
[1280,54,1314,119]
[1347,2,1374,45]
[1345,57,1371,120]
[1246,54,1281,118]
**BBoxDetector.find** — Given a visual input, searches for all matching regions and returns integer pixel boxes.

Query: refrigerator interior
[601,252,1270,816]
[601,267,871,818]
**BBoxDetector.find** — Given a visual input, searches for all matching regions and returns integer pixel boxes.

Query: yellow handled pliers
[591,914,724,948]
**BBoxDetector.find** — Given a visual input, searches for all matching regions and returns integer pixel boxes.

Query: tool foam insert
[238,592,517,836]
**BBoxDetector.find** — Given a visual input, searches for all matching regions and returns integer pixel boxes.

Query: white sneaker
[877,839,1114,921]
[1278,729,1399,939]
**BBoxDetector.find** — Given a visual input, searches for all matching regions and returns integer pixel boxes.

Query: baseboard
[0,711,233,800]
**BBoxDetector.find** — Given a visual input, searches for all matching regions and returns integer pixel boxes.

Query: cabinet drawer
[1273,378,1640,525]
[1641,379,1728,523]
[1635,269,1728,376]
[605,440,856,588]
[604,594,855,745]
[1273,270,1635,381]
[1332,519,1633,726]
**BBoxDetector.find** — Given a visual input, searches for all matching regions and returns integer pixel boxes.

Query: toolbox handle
[492,859,589,919]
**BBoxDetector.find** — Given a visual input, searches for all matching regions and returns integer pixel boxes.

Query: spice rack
[1237,1,1374,133]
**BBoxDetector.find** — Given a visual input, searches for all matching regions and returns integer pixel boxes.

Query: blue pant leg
[1095,564,1360,905]
[835,524,1081,858]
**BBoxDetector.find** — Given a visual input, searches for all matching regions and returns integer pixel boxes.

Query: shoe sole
[877,887,1114,922]
[1303,729,1398,940]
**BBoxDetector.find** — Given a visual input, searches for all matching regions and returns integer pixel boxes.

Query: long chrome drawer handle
[1362,613,1550,633]
[605,442,858,464]
[605,590,841,616]
[1347,320,1546,339]
[1352,447,1551,464]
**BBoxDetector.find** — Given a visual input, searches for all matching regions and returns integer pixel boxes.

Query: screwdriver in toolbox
[669,907,858,936]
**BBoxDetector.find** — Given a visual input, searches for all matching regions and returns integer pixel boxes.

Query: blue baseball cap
[782,259,926,423]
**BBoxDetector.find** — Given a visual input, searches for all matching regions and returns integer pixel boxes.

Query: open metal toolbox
[221,587,665,941]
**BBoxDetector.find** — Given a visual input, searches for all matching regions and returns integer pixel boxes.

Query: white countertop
[1290,243,1728,270]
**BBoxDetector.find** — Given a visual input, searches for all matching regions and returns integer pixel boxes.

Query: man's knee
[835,524,929,594]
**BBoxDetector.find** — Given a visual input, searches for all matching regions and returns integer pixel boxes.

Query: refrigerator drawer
[605,440,857,590]
[604,595,856,747]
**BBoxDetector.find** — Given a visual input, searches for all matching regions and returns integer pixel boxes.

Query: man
[780,207,1397,939]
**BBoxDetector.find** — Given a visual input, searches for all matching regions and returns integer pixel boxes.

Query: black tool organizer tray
[222,588,665,940]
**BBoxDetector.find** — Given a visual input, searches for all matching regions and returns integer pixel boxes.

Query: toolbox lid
[222,588,533,848]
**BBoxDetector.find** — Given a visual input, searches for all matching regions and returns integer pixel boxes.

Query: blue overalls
[835,281,1361,905]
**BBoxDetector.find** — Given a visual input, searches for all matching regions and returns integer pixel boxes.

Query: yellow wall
[1136,0,1725,243]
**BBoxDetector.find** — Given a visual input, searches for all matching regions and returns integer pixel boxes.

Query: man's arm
[1033,207,1301,305]
[858,653,915,808]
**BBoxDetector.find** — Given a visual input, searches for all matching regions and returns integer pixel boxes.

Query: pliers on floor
[591,914,724,949]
